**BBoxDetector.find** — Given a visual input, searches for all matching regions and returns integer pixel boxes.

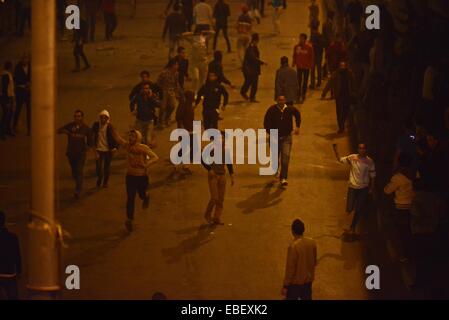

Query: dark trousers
[297,68,309,100]
[104,12,117,40]
[335,97,350,131]
[286,283,312,300]
[13,90,30,134]
[87,13,97,42]
[310,54,323,88]
[67,153,86,193]
[213,24,231,52]
[96,151,113,186]
[17,7,30,36]
[184,8,193,31]
[74,43,90,70]
[241,73,259,100]
[346,187,369,230]
[1,97,14,135]
[0,278,18,300]
[259,0,265,16]
[203,109,219,129]
[126,175,149,220]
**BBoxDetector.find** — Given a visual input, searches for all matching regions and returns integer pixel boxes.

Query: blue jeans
[277,135,292,180]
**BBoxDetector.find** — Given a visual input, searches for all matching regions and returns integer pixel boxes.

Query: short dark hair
[140,70,150,77]
[177,46,185,54]
[281,56,288,65]
[291,219,305,236]
[251,33,259,42]
[0,211,5,227]
[74,110,84,117]
[4,61,13,71]
[300,33,307,40]
[398,152,412,168]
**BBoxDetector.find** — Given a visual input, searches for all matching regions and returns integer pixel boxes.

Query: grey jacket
[275,65,299,103]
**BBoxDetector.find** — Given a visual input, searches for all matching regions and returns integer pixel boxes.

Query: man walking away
[73,18,91,72]
[113,130,159,232]
[130,83,160,146]
[91,110,119,188]
[202,132,234,225]
[321,61,354,133]
[333,143,376,235]
[1,61,15,139]
[264,95,301,187]
[275,56,299,105]
[102,0,117,40]
[213,0,231,53]
[282,219,317,300]
[241,33,266,103]
[0,211,21,300]
[57,110,92,199]
[195,72,229,129]
[236,5,252,64]
[162,3,187,59]
[193,0,213,33]
[310,25,324,89]
[13,54,31,135]
[157,58,181,128]
[292,33,314,104]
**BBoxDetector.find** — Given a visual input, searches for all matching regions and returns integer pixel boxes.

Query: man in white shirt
[334,143,376,235]
[193,0,213,33]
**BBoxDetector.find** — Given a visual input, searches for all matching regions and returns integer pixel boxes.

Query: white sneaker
[281,179,288,187]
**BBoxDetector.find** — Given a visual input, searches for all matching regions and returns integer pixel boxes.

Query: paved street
[0,0,414,299]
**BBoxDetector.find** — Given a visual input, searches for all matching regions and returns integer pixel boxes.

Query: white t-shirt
[97,124,109,152]
[340,154,376,189]
[194,2,213,26]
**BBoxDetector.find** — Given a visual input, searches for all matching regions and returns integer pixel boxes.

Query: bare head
[142,83,152,96]
[358,143,368,157]
[74,110,84,125]
[299,33,307,45]
[128,130,138,145]
[178,46,186,59]
[140,70,150,83]
[291,219,305,237]
[99,115,109,125]
[277,95,286,107]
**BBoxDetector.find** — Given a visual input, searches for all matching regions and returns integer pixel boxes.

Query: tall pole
[27,0,60,299]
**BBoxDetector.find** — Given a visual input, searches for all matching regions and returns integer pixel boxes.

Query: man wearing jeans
[334,143,376,235]
[292,33,314,104]
[131,83,160,146]
[91,110,119,188]
[264,95,301,187]
[57,110,92,199]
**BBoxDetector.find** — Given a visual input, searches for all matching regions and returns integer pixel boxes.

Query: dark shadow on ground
[236,181,284,214]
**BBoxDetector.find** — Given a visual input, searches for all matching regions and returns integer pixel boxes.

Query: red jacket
[292,42,314,70]
[326,41,347,72]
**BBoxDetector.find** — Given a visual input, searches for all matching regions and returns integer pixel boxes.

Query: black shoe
[142,195,150,210]
[240,92,249,100]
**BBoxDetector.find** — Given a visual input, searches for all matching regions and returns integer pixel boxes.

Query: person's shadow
[161,224,216,264]
[236,181,284,214]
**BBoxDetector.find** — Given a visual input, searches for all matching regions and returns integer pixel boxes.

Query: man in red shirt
[326,33,347,75]
[292,33,314,103]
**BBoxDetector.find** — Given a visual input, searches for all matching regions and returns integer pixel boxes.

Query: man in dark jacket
[73,17,91,72]
[195,72,229,129]
[0,211,21,300]
[129,70,161,105]
[162,3,187,59]
[91,110,119,188]
[213,0,231,53]
[321,61,355,133]
[57,110,92,198]
[310,25,324,89]
[13,55,30,135]
[241,33,265,102]
[264,95,301,187]
[275,56,298,105]
[131,83,160,146]
[208,50,233,88]
[174,47,190,89]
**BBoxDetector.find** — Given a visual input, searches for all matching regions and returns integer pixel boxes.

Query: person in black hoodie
[13,54,30,135]
[195,72,229,129]
[264,95,301,187]
[91,110,119,188]
[0,211,22,300]
[213,0,231,53]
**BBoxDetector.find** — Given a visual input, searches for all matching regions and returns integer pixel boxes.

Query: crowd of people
[1,0,448,300]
